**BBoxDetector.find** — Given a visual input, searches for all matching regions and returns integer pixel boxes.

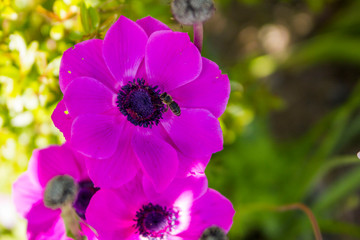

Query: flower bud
[44,175,78,209]
[171,0,215,25]
[200,226,228,240]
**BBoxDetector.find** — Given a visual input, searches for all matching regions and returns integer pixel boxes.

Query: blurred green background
[1,0,360,239]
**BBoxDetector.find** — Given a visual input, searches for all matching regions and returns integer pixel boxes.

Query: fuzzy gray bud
[200,226,228,240]
[44,175,78,209]
[171,0,215,25]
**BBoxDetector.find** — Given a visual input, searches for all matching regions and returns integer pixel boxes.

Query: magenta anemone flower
[12,145,98,240]
[86,174,234,240]
[55,16,230,191]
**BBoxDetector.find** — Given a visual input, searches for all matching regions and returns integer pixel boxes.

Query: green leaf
[319,219,360,238]
[313,166,360,213]
[88,7,100,30]
[80,1,90,33]
[292,81,360,200]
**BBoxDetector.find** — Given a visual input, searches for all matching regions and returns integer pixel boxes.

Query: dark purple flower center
[134,203,178,239]
[117,79,165,128]
[72,180,99,220]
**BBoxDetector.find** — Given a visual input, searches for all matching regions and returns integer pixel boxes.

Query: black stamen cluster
[134,203,177,239]
[117,79,165,128]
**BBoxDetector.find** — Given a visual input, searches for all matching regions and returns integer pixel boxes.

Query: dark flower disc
[72,180,99,220]
[117,79,165,128]
[134,203,178,239]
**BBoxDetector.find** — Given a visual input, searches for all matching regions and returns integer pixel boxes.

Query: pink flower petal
[27,217,67,240]
[13,173,80,240]
[28,145,84,187]
[45,217,69,240]
[135,60,147,80]
[103,16,148,87]
[178,189,235,238]
[26,201,64,240]
[51,100,72,141]
[132,129,179,192]
[136,16,171,36]
[12,173,43,217]
[80,222,98,240]
[145,31,202,92]
[168,236,183,240]
[113,174,148,213]
[63,77,117,117]
[71,114,122,159]
[70,148,92,181]
[59,39,116,92]
[142,174,208,206]
[86,122,139,188]
[161,108,223,158]
[86,189,137,240]
[176,153,211,178]
[168,58,230,118]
